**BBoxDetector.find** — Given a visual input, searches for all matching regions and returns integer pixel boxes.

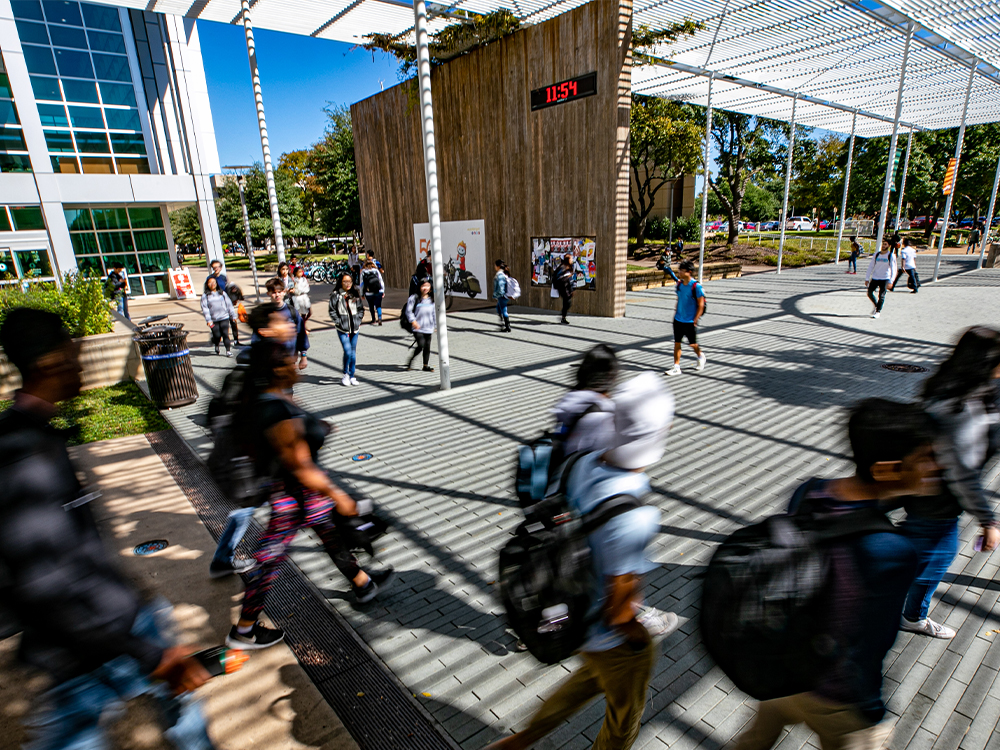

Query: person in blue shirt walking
[665,260,706,376]
[493,259,512,333]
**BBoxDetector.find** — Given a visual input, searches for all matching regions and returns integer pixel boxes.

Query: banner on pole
[943,158,958,195]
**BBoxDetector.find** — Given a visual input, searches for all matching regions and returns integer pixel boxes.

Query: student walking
[330,271,365,386]
[665,260,705,376]
[967,225,982,255]
[202,276,237,357]
[893,237,920,293]
[404,278,436,371]
[864,240,897,319]
[262,277,308,368]
[226,284,246,346]
[846,236,861,274]
[487,373,677,750]
[493,259,512,333]
[207,259,227,292]
[898,326,1000,640]
[105,261,130,319]
[348,245,361,285]
[289,266,312,325]
[553,256,575,324]
[551,344,619,456]
[276,262,294,293]
[361,259,385,326]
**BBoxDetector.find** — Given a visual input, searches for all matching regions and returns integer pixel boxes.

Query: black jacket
[0,403,162,683]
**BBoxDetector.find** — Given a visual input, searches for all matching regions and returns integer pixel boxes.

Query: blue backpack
[515,403,600,508]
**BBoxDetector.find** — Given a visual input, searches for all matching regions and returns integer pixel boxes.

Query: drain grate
[881,363,928,373]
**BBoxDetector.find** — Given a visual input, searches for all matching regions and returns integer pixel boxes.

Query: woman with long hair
[201,275,237,357]
[290,265,312,325]
[493,259,511,333]
[276,261,294,292]
[405,277,436,371]
[899,326,1000,639]
[329,271,365,386]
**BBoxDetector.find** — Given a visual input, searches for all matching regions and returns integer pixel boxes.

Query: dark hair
[417,277,433,297]
[561,256,572,267]
[922,326,1000,403]
[902,237,912,247]
[277,262,289,276]
[204,276,219,292]
[495,259,509,273]
[336,271,360,297]
[111,262,124,270]
[848,398,934,481]
[211,259,222,268]
[247,301,279,333]
[678,260,695,273]
[0,307,72,375]
[265,277,284,294]
[575,344,619,393]
[227,284,244,302]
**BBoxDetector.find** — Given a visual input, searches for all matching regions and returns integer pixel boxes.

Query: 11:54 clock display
[530,72,597,111]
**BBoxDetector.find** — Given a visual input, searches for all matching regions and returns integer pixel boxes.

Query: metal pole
[236,176,260,303]
[698,74,714,284]
[668,179,675,246]
[835,110,858,264]
[894,127,914,230]
[978,151,1000,270]
[414,0,451,390]
[876,23,912,256]
[777,95,797,273]
[934,60,977,282]
[241,0,285,265]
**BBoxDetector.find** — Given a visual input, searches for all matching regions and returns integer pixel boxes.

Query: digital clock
[530,72,597,111]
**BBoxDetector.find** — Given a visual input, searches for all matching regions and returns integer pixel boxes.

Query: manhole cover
[881,363,928,373]
[133,539,169,556]
[352,453,373,462]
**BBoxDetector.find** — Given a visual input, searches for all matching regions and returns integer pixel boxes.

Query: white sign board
[413,220,487,295]
[168,267,196,299]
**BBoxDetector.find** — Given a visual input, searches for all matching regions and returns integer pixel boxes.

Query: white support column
[934,61,977,282]
[777,95,797,273]
[876,23,912,255]
[835,110,858,264]
[894,127,914,230]
[978,151,1000,270]
[414,0,451,391]
[697,74,714,284]
[240,0,285,264]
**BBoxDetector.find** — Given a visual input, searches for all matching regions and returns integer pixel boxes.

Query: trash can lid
[133,323,185,339]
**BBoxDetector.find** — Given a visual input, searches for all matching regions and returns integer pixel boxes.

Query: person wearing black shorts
[665,260,706,376]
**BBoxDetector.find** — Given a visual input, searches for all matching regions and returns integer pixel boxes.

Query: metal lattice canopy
[116,0,1000,136]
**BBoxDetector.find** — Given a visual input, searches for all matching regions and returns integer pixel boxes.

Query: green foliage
[214,163,313,249]
[306,106,361,235]
[632,20,705,58]
[706,181,780,222]
[645,214,701,242]
[169,205,202,248]
[0,275,113,338]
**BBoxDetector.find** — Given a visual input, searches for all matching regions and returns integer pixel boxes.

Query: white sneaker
[665,364,682,376]
[872,311,880,319]
[696,354,707,371]
[900,616,955,639]
[638,608,680,639]
[350,377,359,386]
[341,375,351,387]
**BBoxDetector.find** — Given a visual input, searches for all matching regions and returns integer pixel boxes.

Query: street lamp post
[224,165,260,303]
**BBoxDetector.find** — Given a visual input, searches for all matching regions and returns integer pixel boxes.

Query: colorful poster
[168,267,195,299]
[413,220,487,300]
[530,236,596,290]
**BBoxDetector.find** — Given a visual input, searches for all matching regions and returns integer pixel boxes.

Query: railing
[735,232,878,256]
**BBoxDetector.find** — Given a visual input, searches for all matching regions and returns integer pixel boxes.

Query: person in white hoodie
[864,240,897,319]
[550,344,619,460]
[201,275,237,356]
[892,237,920,293]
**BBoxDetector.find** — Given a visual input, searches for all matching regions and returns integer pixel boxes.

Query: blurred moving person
[104,261,130,320]
[553,256,575,324]
[289,266,312,327]
[550,344,619,459]
[361,259,385,326]
[207,259,227,293]
[261,278,308,370]
[226,284,246,347]
[847,237,861,275]
[665,260,706,376]
[405,277,436,372]
[864,241,896,319]
[329,271,366,386]
[893,238,920,293]
[201,276,237,357]
[0,308,213,749]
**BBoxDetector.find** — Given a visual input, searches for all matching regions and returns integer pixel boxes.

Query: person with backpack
[493,259,512,333]
[897,326,1000,640]
[104,261,130,319]
[551,344,618,457]
[665,260,706,376]
[491,372,677,750]
[552,256,575,325]
[655,249,680,283]
[410,258,433,295]
[404,277,436,371]
[864,240,897,319]
[261,277,309,370]
[361,259,385,326]
[201,275,237,357]
[226,284,246,347]
[892,237,919,293]
[329,271,365,387]
[967,224,982,255]
[847,236,861,274]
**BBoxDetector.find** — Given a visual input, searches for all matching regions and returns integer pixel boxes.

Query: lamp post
[224,165,260,303]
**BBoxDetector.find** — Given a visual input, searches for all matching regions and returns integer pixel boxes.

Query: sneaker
[422,366,434,372]
[225,350,233,358]
[665,364,682,376]
[350,377,359,386]
[341,375,351,387]
[214,346,220,355]
[872,311,880,319]
[225,621,285,650]
[561,319,570,325]
[638,608,681,639]
[353,567,395,604]
[900,616,955,639]
[209,559,258,579]
[695,354,707,371]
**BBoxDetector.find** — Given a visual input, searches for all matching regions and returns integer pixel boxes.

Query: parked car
[958,217,976,229]
[745,222,758,231]
[934,218,956,230]
[819,219,830,230]
[761,220,779,231]
[785,216,815,231]
[910,216,929,229]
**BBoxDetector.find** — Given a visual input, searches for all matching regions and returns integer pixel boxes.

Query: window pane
[87,30,124,54]
[30,75,61,100]
[55,49,94,79]
[0,101,20,126]
[22,45,57,75]
[92,53,129,82]
[81,2,120,31]
[0,127,28,151]
[75,254,103,276]
[14,19,49,44]
[110,133,145,155]
[135,230,166,251]
[0,209,10,231]
[50,155,77,172]
[141,274,168,295]
[11,1,44,21]
[64,207,93,230]
[99,82,135,106]
[138,251,169,272]
[115,157,149,174]
[48,24,88,48]
[14,248,52,277]
[0,249,16,281]
[74,130,108,152]
[62,79,98,103]
[44,129,74,151]
[68,105,103,128]
[79,156,112,173]
[104,108,140,131]
[11,206,46,230]
[38,103,68,127]
[70,231,97,254]
[0,154,33,172]
[103,253,137,274]
[128,206,162,228]
[43,1,83,26]
[0,74,12,99]
[98,231,133,254]
[92,207,127,229]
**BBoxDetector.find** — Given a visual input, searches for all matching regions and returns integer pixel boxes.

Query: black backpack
[500,453,644,665]
[700,479,895,701]
[399,295,414,333]
[206,366,262,505]
[363,271,381,295]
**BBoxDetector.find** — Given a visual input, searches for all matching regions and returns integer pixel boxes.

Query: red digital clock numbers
[530,72,597,111]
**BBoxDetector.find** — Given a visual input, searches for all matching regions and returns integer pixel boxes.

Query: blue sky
[198,20,398,167]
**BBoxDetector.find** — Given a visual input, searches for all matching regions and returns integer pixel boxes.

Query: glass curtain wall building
[0,0,222,293]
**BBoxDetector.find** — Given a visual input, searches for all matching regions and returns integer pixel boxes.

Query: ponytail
[495,259,509,274]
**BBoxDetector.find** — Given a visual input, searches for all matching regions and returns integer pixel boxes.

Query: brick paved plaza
[163,255,1000,750]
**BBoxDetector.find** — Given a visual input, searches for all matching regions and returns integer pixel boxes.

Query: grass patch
[627,264,652,272]
[184,253,347,272]
[0,381,169,445]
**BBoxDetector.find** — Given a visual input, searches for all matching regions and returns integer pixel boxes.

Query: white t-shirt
[900,246,916,270]
[866,252,897,282]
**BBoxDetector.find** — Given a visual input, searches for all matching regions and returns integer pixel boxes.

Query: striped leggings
[239,490,361,622]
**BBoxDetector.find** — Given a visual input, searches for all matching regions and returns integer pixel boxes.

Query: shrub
[0,274,113,337]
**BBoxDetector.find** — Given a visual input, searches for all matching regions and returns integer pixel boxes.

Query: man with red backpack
[665,260,706,376]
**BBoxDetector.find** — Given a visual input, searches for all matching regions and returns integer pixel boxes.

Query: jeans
[211,506,255,566]
[866,280,887,312]
[365,293,383,321]
[338,332,359,376]
[115,295,129,320]
[496,297,509,323]
[409,331,432,367]
[24,599,213,750]
[900,516,959,622]
[848,257,857,273]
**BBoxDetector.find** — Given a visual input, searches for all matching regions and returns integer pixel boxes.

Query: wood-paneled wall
[352,1,632,317]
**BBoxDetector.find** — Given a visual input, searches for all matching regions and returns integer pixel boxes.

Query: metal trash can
[133,323,198,408]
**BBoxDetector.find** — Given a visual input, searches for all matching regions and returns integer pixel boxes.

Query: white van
[785,216,814,231]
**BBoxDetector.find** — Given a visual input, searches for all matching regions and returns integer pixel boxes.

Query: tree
[790,133,845,220]
[169,205,202,249]
[279,149,322,244]
[214,163,310,250]
[307,105,361,236]
[707,180,778,222]
[629,95,702,247]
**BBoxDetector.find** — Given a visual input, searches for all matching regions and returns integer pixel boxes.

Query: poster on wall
[530,236,596,291]
[413,220,487,300]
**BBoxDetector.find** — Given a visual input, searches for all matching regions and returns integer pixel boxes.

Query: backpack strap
[580,493,644,534]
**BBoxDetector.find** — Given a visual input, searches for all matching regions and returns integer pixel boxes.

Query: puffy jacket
[329,290,365,334]
[201,290,236,324]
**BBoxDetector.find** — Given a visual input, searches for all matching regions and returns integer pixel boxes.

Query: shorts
[673,319,697,344]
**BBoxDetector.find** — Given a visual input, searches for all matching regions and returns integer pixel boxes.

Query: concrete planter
[0,330,142,400]
[626,262,742,291]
